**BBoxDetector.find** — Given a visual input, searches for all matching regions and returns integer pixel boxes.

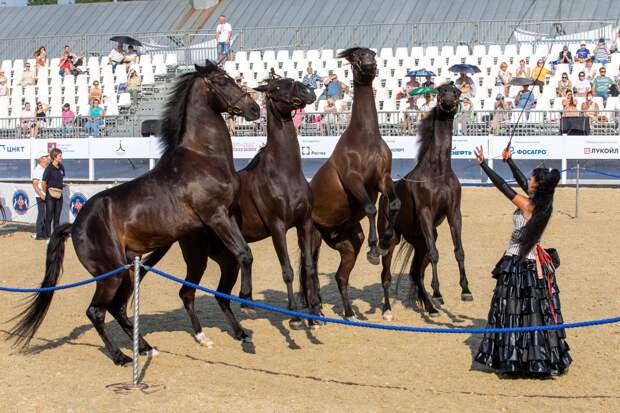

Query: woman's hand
[502,147,512,161]
[474,145,485,164]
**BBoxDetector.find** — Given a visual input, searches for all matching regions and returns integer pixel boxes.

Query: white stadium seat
[455,45,469,58]
[165,53,178,67]
[276,50,290,62]
[395,47,409,60]
[472,45,486,57]
[152,54,165,67]
[487,44,502,58]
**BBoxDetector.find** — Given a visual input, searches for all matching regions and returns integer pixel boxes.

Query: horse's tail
[392,240,419,306]
[138,243,173,281]
[8,223,72,348]
[297,232,322,307]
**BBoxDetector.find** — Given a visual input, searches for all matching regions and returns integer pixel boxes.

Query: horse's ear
[195,60,218,75]
[254,84,269,93]
[338,47,362,59]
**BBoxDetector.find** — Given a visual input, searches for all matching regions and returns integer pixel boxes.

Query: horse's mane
[240,146,266,172]
[416,107,437,162]
[159,71,202,155]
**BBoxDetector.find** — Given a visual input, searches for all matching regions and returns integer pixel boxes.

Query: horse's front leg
[447,204,473,301]
[344,174,380,265]
[378,175,401,254]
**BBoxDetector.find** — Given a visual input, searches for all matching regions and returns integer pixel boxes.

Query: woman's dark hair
[50,148,62,161]
[517,168,561,261]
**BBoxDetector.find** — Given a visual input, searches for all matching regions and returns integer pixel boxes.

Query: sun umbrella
[110,36,143,47]
[407,69,437,77]
[409,86,437,96]
[448,64,481,74]
[509,77,543,86]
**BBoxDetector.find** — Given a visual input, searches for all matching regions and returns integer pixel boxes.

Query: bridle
[262,80,305,122]
[202,74,250,116]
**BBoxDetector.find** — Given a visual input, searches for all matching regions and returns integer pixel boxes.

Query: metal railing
[0,115,131,139]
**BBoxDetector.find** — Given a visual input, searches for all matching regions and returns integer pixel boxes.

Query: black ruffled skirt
[474,255,572,375]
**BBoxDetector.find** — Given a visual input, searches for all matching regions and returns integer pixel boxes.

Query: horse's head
[195,61,260,121]
[338,47,377,84]
[254,75,316,115]
[436,82,461,114]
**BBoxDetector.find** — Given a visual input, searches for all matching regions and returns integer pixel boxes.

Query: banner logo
[12,190,29,215]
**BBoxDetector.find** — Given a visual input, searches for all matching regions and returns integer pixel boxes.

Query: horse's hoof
[428,310,440,318]
[367,251,380,265]
[343,314,357,321]
[241,306,257,318]
[432,296,444,306]
[289,319,305,330]
[382,310,394,321]
[378,245,390,256]
[147,348,160,357]
[461,293,474,302]
[242,335,253,344]
[195,332,214,348]
[114,352,132,366]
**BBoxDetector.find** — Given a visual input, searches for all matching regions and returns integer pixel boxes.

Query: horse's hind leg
[328,223,364,320]
[178,235,212,346]
[298,227,322,309]
[212,251,250,342]
[447,204,473,301]
[418,208,443,306]
[378,176,401,254]
[410,241,438,315]
[380,240,396,320]
[298,218,323,328]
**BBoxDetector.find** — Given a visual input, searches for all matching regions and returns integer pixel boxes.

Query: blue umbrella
[407,69,436,77]
[448,64,481,74]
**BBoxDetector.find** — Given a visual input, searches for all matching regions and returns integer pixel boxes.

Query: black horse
[378,82,472,317]
[142,76,321,346]
[9,62,260,365]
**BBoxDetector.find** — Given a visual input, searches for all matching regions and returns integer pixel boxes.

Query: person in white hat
[32,151,49,240]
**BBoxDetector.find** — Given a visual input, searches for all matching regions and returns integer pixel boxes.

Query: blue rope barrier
[0,265,129,293]
[144,265,620,334]
[581,167,620,180]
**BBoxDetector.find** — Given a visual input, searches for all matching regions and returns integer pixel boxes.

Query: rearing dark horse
[9,62,260,365]
[300,47,401,320]
[142,75,322,345]
[378,82,473,317]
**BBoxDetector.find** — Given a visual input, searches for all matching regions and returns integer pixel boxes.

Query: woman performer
[473,145,572,377]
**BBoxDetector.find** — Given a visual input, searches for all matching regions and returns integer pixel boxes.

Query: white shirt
[108,48,125,63]
[216,22,232,43]
[32,164,45,195]
[574,79,591,95]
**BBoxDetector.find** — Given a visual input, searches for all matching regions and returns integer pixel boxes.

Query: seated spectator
[32,101,48,138]
[124,45,139,69]
[575,43,591,63]
[490,94,512,135]
[573,71,591,97]
[593,66,613,102]
[19,63,36,86]
[592,38,610,64]
[58,54,74,78]
[455,72,475,97]
[496,62,512,97]
[108,43,126,72]
[584,59,596,81]
[403,76,420,107]
[455,97,473,135]
[421,75,435,88]
[557,72,572,97]
[515,59,531,78]
[89,81,103,102]
[558,45,573,64]
[0,78,8,96]
[34,46,47,72]
[85,99,105,137]
[531,59,552,92]
[323,74,346,100]
[61,103,75,137]
[561,90,578,117]
[418,93,435,118]
[515,85,536,115]
[302,66,321,90]
[580,91,605,122]
[20,102,36,138]
[127,68,141,93]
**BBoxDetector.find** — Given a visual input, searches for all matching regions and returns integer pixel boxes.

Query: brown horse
[8,62,260,365]
[378,82,473,317]
[141,75,322,345]
[299,47,401,320]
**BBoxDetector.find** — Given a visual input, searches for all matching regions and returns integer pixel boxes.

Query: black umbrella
[110,36,143,47]
[448,64,481,74]
[510,77,543,86]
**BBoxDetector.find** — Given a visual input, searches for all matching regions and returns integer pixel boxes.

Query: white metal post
[575,161,580,218]
[132,256,141,386]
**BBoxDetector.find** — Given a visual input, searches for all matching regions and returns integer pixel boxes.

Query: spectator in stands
[42,148,65,239]
[124,45,139,70]
[557,72,572,97]
[32,101,48,138]
[455,72,476,97]
[19,63,36,86]
[323,74,346,100]
[403,76,420,107]
[573,71,591,97]
[575,43,591,63]
[496,62,512,97]
[421,75,435,88]
[0,69,6,84]
[515,59,530,78]
[403,97,418,133]
[216,15,233,64]
[58,54,74,78]
[302,65,321,89]
[20,102,36,138]
[226,114,235,136]
[561,90,578,117]
[611,66,620,97]
[89,80,103,103]
[455,97,473,135]
[592,38,610,64]
[490,94,512,135]
[31,151,48,240]
[34,46,47,73]
[558,45,573,65]
[85,98,105,137]
[611,29,620,53]
[292,107,305,132]
[127,68,141,93]
[0,78,8,96]
[321,98,338,135]
[584,59,596,81]
[593,66,613,103]
[61,103,75,137]
[108,43,125,72]
[418,93,434,119]
[531,59,552,92]
[581,91,604,123]
[514,85,536,117]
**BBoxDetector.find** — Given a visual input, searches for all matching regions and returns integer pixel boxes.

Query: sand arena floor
[0,187,619,412]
